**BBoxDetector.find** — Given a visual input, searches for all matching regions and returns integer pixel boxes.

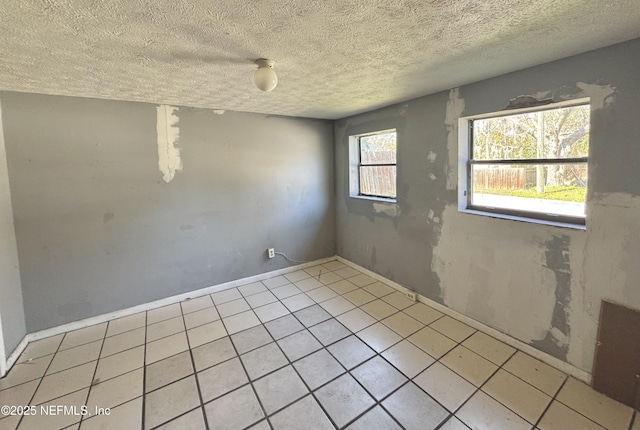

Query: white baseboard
[9,254,590,384]
[4,335,28,375]
[336,256,591,383]
[25,256,336,343]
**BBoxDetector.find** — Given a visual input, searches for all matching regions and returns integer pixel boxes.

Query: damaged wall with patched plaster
[335,38,640,373]
[1,93,335,332]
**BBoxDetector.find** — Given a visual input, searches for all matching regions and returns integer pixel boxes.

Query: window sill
[350,194,397,204]
[459,208,586,230]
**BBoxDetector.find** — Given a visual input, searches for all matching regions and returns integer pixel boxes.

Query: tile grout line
[214,265,353,427]
[4,262,348,427]
[262,311,345,429]
[0,303,459,427]
[534,375,625,429]
[223,319,275,430]
[531,376,569,429]
[16,328,69,429]
[177,304,210,430]
[282,299,410,429]
[254,269,446,428]
[235,268,345,427]
[78,324,109,426]
[6,260,623,430]
[141,311,148,430]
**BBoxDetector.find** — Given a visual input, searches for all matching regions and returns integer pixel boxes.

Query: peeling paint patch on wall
[156,105,182,183]
[445,88,464,191]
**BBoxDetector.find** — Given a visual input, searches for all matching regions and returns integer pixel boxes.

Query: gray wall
[0,97,26,357]
[2,93,335,332]
[335,38,640,373]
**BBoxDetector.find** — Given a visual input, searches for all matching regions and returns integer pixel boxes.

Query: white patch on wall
[373,202,400,216]
[156,105,182,183]
[575,82,616,109]
[445,88,465,191]
[531,90,552,100]
[427,151,437,163]
[213,110,225,115]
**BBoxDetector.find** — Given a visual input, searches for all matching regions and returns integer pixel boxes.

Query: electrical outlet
[406,290,418,302]
[267,248,275,259]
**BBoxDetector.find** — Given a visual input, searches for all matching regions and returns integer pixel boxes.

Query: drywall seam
[336,256,591,382]
[156,104,182,183]
[25,256,337,344]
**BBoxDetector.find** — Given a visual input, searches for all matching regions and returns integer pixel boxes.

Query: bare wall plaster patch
[445,88,465,191]
[575,82,616,109]
[373,202,400,217]
[156,105,182,183]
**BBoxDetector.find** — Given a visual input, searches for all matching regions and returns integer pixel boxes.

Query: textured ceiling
[1,1,639,119]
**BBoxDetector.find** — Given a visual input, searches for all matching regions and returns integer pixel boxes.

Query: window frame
[352,129,397,201]
[458,98,590,228]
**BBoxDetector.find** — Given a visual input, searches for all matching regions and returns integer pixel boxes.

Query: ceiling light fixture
[254,59,278,92]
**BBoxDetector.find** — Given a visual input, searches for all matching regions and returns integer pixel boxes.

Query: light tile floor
[0,259,637,430]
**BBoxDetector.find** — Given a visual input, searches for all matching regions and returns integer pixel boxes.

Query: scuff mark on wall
[575,82,616,110]
[156,105,182,183]
[530,235,572,361]
[445,88,464,191]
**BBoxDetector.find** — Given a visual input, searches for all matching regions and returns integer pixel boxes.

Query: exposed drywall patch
[156,105,182,183]
[530,235,572,361]
[373,202,400,217]
[445,88,465,191]
[576,82,616,109]
[213,110,225,115]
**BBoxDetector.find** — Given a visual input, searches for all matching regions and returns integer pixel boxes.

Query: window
[354,130,397,199]
[459,99,590,226]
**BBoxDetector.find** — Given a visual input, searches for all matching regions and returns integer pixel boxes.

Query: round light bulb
[254,59,278,92]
